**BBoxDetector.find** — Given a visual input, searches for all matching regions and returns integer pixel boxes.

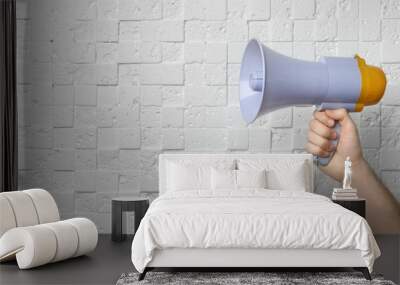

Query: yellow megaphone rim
[354,55,387,112]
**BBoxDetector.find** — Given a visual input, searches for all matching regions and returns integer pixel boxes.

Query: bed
[131,153,380,281]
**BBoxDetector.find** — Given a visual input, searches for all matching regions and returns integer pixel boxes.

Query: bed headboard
[159,153,314,194]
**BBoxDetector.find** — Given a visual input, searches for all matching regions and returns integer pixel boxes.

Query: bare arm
[306,109,400,234]
[348,159,400,234]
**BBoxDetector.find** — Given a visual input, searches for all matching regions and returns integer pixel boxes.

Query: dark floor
[1,234,399,285]
[0,235,133,285]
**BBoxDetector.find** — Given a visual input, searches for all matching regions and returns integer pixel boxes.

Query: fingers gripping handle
[316,122,341,166]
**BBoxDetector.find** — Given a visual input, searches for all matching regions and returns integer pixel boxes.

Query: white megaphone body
[239,39,386,165]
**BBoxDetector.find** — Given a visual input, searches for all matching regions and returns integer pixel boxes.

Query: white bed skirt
[148,248,366,268]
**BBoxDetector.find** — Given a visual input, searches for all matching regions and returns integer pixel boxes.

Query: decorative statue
[343,156,352,189]
[332,156,357,199]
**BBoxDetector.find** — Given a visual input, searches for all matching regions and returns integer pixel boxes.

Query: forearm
[309,110,400,233]
[319,154,363,182]
[345,159,400,234]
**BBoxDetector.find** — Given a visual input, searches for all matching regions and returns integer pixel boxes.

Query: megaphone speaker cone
[239,39,265,124]
[239,39,331,124]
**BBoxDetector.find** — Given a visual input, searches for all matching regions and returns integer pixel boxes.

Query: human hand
[305,108,364,182]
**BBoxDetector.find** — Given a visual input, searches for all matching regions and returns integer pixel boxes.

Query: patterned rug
[116,271,396,285]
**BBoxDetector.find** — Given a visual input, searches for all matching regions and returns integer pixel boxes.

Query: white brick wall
[17,0,400,233]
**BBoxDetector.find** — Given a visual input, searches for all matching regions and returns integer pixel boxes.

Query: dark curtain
[0,0,18,192]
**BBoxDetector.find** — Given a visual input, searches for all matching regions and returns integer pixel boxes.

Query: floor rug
[116,271,396,285]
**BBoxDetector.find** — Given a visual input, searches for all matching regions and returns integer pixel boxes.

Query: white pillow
[211,168,267,190]
[166,159,236,192]
[267,163,307,191]
[211,168,236,190]
[168,163,211,191]
[237,159,308,191]
[236,169,267,188]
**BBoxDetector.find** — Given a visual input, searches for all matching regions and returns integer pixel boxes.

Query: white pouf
[42,221,79,262]
[0,189,98,269]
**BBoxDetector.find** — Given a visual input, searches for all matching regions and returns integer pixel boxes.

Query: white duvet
[131,190,380,273]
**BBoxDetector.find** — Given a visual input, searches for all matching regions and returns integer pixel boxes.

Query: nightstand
[332,198,366,218]
[111,197,149,242]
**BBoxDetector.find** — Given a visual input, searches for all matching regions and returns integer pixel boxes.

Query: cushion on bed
[236,169,267,189]
[211,168,267,190]
[211,168,236,190]
[168,163,211,191]
[237,159,309,191]
[166,159,235,192]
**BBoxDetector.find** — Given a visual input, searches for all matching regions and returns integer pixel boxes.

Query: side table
[332,198,366,218]
[112,197,149,242]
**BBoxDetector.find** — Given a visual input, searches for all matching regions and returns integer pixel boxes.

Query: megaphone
[239,39,386,165]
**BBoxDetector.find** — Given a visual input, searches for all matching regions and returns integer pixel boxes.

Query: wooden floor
[0,234,398,285]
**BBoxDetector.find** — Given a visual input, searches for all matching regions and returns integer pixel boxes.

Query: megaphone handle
[316,122,341,166]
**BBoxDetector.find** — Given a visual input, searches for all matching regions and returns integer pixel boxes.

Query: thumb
[325,108,352,125]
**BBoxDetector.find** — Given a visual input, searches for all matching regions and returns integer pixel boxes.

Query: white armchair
[0,189,98,269]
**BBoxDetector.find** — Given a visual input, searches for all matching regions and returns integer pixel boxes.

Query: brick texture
[17,0,400,233]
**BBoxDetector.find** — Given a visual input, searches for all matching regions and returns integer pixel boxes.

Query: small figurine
[343,156,352,189]
[332,156,358,200]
